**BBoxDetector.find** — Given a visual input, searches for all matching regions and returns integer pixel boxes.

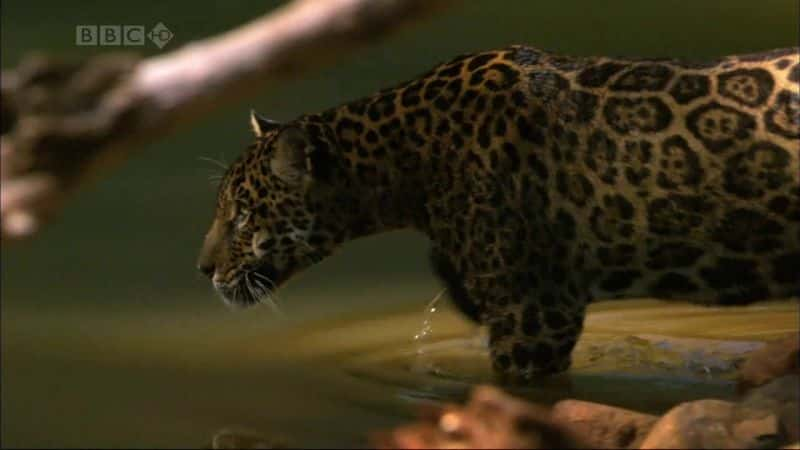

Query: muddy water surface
[2,299,797,448]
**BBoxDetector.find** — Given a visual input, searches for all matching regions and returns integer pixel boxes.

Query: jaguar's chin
[214,280,261,308]
[214,262,294,309]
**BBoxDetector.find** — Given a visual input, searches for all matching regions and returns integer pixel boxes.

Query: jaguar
[197,45,800,380]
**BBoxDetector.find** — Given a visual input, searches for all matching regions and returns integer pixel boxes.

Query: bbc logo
[77,25,144,46]
[76,23,173,48]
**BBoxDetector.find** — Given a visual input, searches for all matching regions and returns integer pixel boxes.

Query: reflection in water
[211,426,286,449]
[2,299,798,447]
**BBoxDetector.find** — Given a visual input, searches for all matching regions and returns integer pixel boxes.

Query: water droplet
[412,288,447,373]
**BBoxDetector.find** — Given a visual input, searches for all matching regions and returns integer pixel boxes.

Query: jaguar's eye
[235,209,251,230]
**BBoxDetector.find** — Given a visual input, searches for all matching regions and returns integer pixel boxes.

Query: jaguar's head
[197,111,347,307]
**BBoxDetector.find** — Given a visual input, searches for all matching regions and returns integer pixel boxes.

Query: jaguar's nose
[197,260,215,278]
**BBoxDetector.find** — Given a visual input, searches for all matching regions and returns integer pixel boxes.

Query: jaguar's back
[501,46,800,305]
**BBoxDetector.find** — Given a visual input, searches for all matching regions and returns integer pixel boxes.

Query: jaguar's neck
[309,90,457,235]
[298,113,431,239]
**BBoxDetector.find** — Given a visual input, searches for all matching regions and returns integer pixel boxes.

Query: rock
[373,385,590,449]
[639,399,737,449]
[377,376,799,449]
[640,338,799,449]
[740,375,800,443]
[730,412,783,448]
[551,399,658,449]
[738,334,799,394]
[639,399,785,449]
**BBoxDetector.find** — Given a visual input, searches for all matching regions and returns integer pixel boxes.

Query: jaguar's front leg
[484,275,588,380]
[431,245,590,381]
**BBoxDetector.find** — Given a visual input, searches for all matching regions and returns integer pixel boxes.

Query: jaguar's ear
[271,126,311,185]
[250,109,281,136]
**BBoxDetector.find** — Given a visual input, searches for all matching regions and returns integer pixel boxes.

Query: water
[2,298,796,448]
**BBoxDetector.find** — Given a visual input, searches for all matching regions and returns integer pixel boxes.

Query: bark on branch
[0,0,454,241]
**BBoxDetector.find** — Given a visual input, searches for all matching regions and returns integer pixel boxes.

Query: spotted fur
[198,45,800,381]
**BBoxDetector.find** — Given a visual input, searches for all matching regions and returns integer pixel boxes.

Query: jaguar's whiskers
[248,271,285,318]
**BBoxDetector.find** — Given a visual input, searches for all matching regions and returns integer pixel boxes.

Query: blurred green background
[1,0,798,447]
[2,0,798,318]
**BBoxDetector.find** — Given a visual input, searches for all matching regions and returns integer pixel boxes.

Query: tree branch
[0,0,455,241]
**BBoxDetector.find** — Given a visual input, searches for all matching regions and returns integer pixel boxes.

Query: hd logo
[76,22,173,49]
